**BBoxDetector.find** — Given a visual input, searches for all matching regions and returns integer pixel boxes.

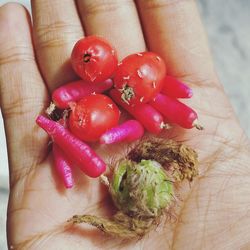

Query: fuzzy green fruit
[110,159,173,218]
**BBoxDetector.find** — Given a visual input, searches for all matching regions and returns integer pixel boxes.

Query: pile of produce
[36,36,201,238]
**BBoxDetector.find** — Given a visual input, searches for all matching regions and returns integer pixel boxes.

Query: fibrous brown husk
[69,212,155,239]
[68,138,199,239]
[128,138,198,182]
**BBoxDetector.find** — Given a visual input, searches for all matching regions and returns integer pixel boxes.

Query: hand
[1,1,249,249]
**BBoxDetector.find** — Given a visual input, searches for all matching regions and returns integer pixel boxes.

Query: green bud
[110,159,173,218]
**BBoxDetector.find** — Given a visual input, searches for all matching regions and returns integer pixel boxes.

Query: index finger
[31,0,84,91]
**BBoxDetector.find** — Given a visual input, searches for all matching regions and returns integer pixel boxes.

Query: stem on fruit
[120,85,135,104]
[193,119,204,130]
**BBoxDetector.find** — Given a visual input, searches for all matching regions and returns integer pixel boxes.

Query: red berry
[110,89,164,134]
[161,76,193,99]
[36,116,106,178]
[69,94,120,142]
[150,93,203,130]
[114,52,166,104]
[71,36,118,83]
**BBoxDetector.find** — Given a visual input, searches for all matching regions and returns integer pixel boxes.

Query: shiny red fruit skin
[69,94,120,142]
[150,93,198,129]
[114,52,166,104]
[71,36,118,83]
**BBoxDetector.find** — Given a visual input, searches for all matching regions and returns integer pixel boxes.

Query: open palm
[1,1,250,249]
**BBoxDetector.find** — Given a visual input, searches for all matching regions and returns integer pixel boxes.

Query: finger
[136,0,218,84]
[31,0,84,91]
[77,0,146,59]
[135,1,244,154]
[0,3,48,182]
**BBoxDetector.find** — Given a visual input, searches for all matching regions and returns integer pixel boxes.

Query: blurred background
[0,0,249,249]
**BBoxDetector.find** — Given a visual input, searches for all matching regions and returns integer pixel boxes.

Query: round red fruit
[71,36,118,83]
[69,94,120,142]
[114,52,166,105]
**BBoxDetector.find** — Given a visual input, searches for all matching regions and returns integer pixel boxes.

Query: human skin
[0,1,250,249]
